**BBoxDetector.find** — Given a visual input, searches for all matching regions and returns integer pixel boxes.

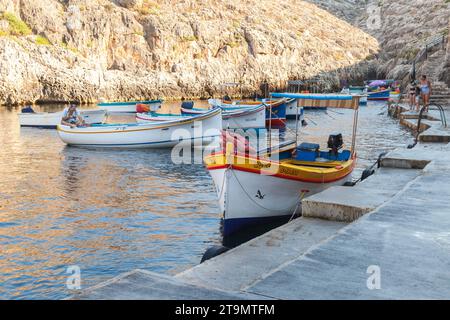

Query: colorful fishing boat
[367,89,390,101]
[204,93,360,237]
[97,99,162,113]
[211,98,288,128]
[389,91,401,103]
[19,108,107,129]
[57,108,222,148]
[178,102,266,129]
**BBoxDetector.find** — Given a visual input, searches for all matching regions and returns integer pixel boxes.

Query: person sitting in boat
[61,104,87,128]
[223,93,232,102]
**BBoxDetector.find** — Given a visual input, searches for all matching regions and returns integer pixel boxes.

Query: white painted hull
[98,101,162,113]
[57,108,222,148]
[360,95,368,104]
[209,167,352,236]
[286,105,304,120]
[221,105,266,129]
[148,105,266,130]
[19,109,107,128]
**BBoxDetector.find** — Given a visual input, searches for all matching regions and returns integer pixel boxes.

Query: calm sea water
[0,100,411,299]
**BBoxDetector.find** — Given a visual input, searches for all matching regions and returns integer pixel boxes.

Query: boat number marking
[255,190,266,200]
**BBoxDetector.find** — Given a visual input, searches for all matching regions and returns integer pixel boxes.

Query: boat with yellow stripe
[57,107,222,148]
[204,93,361,237]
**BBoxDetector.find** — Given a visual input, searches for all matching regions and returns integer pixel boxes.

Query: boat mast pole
[268,94,273,156]
[351,97,359,156]
[295,98,300,144]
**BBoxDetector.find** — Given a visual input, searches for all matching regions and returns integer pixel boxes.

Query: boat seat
[318,150,351,161]
[298,142,320,151]
[295,142,320,161]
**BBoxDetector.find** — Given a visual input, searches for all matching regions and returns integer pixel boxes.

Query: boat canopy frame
[269,93,360,156]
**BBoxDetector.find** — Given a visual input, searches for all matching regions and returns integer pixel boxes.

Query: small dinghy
[367,89,390,101]
[179,101,266,129]
[18,107,107,129]
[57,108,222,148]
[209,98,288,128]
[97,99,162,113]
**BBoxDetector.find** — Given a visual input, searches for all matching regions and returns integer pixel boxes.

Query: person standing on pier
[419,75,432,112]
[408,80,417,111]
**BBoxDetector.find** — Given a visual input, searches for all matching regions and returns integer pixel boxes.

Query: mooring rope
[230,167,302,213]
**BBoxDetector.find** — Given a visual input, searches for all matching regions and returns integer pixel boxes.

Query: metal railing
[412,32,448,64]
[408,103,447,149]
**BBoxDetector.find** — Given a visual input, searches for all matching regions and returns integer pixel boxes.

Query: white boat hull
[286,105,304,120]
[145,105,266,130]
[19,109,107,128]
[221,105,266,129]
[98,100,162,113]
[209,167,352,236]
[57,108,222,148]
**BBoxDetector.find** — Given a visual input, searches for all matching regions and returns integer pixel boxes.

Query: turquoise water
[0,101,411,299]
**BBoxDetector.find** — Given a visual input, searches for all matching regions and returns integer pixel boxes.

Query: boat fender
[200,245,229,263]
[361,168,375,182]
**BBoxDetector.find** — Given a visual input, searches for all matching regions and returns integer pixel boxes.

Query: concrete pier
[75,107,450,300]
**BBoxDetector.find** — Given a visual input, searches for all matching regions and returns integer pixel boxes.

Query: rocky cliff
[0,0,379,105]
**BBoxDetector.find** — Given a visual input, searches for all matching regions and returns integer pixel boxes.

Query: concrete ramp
[73,269,260,300]
[302,168,421,222]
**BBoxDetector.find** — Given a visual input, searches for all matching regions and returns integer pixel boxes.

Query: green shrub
[1,12,32,36]
[35,35,51,45]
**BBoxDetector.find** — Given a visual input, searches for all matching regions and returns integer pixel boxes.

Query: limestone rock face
[354,0,449,84]
[0,0,379,105]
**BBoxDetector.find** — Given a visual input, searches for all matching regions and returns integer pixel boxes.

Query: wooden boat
[367,89,390,101]
[19,108,107,129]
[210,98,288,128]
[57,108,222,148]
[97,99,162,113]
[204,93,360,237]
[178,103,266,129]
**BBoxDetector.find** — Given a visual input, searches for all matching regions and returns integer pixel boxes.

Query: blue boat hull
[368,90,390,101]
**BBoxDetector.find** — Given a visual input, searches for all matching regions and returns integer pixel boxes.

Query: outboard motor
[21,106,35,113]
[181,101,194,110]
[327,133,343,157]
